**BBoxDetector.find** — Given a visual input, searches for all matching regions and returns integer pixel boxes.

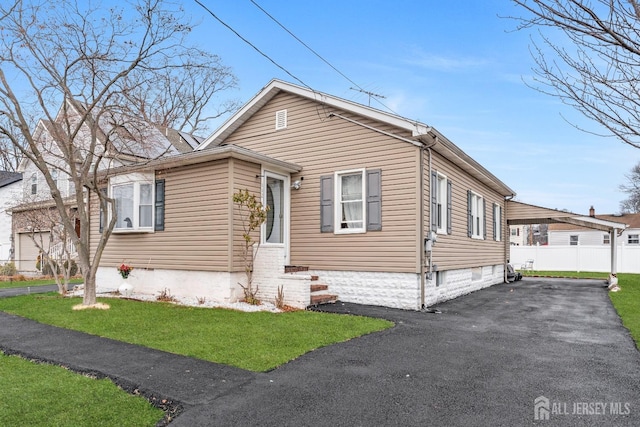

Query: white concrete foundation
[96,267,244,302]
[426,264,505,306]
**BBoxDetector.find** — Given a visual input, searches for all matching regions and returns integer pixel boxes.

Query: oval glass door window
[266,176,284,243]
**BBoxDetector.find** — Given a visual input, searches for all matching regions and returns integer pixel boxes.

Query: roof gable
[200,79,515,197]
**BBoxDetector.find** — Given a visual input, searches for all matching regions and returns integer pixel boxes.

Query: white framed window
[436,173,447,234]
[569,235,579,246]
[603,234,610,245]
[335,169,365,233]
[493,203,502,242]
[628,234,639,245]
[110,173,154,232]
[470,192,484,239]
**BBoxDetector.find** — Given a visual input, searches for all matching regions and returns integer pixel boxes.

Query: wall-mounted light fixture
[291,180,302,190]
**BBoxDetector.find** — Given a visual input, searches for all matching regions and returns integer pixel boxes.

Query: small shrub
[0,262,17,276]
[274,285,285,310]
[13,274,26,282]
[156,288,177,303]
[41,261,57,277]
[197,296,206,305]
[243,295,261,306]
[63,260,78,276]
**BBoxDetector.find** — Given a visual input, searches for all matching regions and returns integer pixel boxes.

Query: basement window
[471,267,482,282]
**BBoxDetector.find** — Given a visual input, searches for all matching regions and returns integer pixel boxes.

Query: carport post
[610,229,618,281]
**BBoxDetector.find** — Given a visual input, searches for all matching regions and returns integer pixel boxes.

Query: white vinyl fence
[510,245,640,274]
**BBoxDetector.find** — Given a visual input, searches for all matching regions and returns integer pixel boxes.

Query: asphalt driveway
[1,278,639,426]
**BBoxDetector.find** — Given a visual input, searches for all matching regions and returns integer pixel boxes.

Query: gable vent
[275,109,287,130]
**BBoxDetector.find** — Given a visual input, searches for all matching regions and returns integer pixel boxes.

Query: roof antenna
[350,87,386,107]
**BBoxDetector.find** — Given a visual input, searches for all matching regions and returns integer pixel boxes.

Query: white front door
[262,171,289,261]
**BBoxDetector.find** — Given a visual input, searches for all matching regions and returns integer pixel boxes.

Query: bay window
[110,173,155,232]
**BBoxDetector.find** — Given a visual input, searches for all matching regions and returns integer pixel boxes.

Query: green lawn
[0,352,164,426]
[0,294,393,372]
[0,277,83,289]
[609,274,640,348]
[518,270,609,279]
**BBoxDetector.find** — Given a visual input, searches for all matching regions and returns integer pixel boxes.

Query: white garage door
[16,232,50,272]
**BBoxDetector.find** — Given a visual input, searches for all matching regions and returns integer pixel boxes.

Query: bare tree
[0,0,238,306]
[511,0,640,149]
[121,53,240,135]
[13,201,77,294]
[620,162,640,213]
[0,132,23,172]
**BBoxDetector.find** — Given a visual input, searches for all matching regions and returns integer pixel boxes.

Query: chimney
[589,206,595,217]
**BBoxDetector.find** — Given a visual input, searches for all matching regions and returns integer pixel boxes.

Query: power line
[249,0,362,91]
[248,0,399,115]
[193,0,311,91]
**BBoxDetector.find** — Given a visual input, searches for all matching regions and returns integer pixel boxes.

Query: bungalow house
[12,102,199,273]
[92,79,516,310]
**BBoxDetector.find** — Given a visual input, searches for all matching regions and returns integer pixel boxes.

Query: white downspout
[420,135,437,309]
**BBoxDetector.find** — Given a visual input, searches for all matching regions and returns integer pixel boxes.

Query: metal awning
[506,201,627,280]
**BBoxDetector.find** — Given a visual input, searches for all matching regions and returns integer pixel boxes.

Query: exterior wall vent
[275,109,287,130]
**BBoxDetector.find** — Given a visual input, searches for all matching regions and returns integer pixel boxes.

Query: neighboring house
[548,206,640,246]
[93,79,515,310]
[509,225,525,246]
[0,172,23,262]
[12,102,198,272]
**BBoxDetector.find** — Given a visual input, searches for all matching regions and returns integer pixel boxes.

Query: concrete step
[310,294,338,306]
[284,265,309,273]
[310,283,328,293]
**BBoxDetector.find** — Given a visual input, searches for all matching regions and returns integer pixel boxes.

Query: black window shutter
[430,171,438,232]
[446,179,452,235]
[366,169,382,231]
[482,198,487,240]
[155,179,165,231]
[320,175,334,233]
[467,190,472,238]
[98,188,107,233]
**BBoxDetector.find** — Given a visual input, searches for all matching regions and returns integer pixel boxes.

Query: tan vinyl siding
[424,149,506,271]
[230,158,262,272]
[506,200,576,223]
[95,159,245,272]
[224,92,420,273]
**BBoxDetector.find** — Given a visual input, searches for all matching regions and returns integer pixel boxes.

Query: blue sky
[186,0,638,215]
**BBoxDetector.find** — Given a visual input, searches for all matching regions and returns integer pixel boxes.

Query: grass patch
[0,277,83,289]
[609,274,640,348]
[518,270,609,279]
[0,294,393,372]
[0,352,163,426]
